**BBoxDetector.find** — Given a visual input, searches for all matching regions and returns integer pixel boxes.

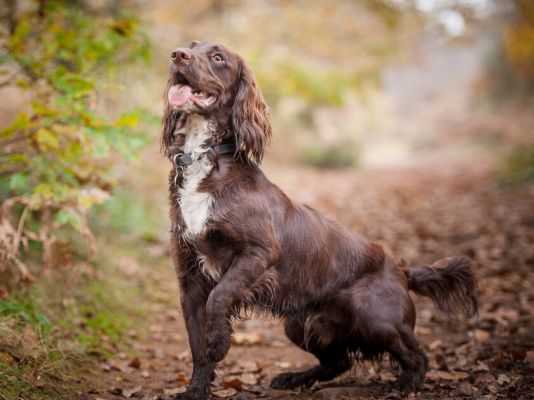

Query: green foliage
[504,0,534,82]
[0,356,74,400]
[302,144,358,169]
[0,298,51,331]
[162,0,408,107]
[0,299,64,399]
[0,0,152,279]
[500,146,534,184]
[75,305,134,349]
[0,255,151,398]
[71,275,142,349]
[91,187,164,242]
[254,60,380,106]
[484,0,534,98]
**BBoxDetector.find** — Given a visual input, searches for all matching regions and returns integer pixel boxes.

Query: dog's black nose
[171,48,192,64]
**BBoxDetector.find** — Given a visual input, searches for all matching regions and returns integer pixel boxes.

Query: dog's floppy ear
[231,59,272,164]
[161,79,179,158]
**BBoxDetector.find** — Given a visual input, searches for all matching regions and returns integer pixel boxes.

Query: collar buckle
[172,141,235,172]
[173,153,194,168]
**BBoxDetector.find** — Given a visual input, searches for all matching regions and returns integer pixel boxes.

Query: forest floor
[72,157,534,400]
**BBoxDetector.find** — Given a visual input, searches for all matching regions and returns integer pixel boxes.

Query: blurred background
[1,1,533,399]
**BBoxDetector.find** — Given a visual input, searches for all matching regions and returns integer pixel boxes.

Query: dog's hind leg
[270,317,352,389]
[386,325,428,393]
[355,314,428,393]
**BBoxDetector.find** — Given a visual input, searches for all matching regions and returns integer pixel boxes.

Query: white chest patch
[176,115,213,239]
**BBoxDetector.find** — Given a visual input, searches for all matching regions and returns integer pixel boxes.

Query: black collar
[173,141,236,169]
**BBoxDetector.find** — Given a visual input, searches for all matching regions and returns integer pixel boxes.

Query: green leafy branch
[0,0,151,281]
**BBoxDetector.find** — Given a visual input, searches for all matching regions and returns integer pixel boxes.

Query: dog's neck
[174,113,214,156]
[173,112,233,151]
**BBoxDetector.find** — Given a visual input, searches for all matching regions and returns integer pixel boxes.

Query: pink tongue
[168,84,193,108]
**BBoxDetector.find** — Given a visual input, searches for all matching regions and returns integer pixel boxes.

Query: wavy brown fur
[406,256,478,317]
[231,60,272,164]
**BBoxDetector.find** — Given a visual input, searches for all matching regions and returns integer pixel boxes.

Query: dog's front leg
[175,276,215,400]
[205,255,268,363]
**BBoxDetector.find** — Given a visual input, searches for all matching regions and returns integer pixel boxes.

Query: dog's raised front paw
[206,332,231,363]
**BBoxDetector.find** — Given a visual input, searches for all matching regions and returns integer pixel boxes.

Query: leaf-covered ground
[79,159,534,400]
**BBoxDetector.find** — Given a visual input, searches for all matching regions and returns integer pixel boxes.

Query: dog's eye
[212,54,224,63]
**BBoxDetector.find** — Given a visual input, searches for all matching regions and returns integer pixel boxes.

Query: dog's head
[161,41,272,164]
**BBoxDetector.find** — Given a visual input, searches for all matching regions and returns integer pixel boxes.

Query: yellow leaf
[34,183,54,199]
[77,188,110,209]
[35,128,59,149]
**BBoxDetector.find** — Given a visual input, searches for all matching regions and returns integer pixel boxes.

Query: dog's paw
[396,374,423,395]
[206,332,231,363]
[171,387,208,400]
[270,371,314,390]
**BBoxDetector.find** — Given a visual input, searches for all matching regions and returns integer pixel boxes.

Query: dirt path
[81,161,534,400]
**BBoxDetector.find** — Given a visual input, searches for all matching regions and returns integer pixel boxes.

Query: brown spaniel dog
[161,41,477,400]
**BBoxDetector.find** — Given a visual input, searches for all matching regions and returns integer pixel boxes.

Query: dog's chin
[172,102,204,114]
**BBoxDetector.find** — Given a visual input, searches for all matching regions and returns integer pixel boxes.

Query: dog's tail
[405,256,477,317]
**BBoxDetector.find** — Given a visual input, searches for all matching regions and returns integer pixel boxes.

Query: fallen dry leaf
[123,385,143,398]
[428,339,442,351]
[110,363,123,372]
[415,326,432,335]
[164,387,187,396]
[165,310,180,321]
[34,375,45,388]
[497,374,511,385]
[235,360,261,373]
[473,329,490,342]
[426,370,470,381]
[128,357,141,369]
[149,324,163,333]
[0,352,16,365]
[175,350,190,361]
[457,382,476,396]
[232,332,263,345]
[488,384,498,394]
[109,387,123,395]
[22,324,37,344]
[239,373,259,386]
[275,361,292,369]
[473,361,490,372]
[213,388,238,398]
[223,378,243,390]
[474,373,495,383]
[174,373,191,385]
